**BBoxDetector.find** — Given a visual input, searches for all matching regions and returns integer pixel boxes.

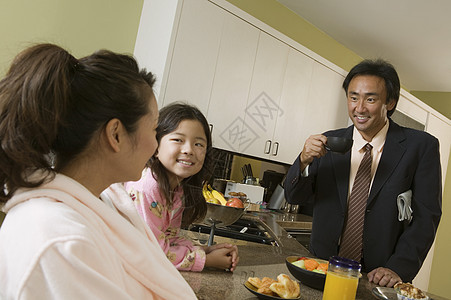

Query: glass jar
[322,256,362,300]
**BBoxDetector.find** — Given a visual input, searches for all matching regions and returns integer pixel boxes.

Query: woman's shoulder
[0,198,122,299]
[0,197,101,271]
[4,197,99,239]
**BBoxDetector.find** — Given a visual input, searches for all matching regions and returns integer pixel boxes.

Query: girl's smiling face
[156,119,207,189]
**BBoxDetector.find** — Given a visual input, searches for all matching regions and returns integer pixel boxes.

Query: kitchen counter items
[181,211,449,300]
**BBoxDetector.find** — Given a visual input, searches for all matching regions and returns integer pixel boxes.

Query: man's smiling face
[347,75,395,141]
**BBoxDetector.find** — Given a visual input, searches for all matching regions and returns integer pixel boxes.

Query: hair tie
[73,61,80,71]
[70,56,80,72]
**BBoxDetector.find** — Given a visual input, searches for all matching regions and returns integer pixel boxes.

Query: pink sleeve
[125,170,206,272]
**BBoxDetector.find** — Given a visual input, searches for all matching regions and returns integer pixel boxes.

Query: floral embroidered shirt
[125,168,206,272]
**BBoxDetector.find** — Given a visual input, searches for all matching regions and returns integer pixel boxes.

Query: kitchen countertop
[263,210,313,236]
[180,211,448,300]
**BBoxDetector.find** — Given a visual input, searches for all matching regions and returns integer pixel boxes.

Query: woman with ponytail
[0,44,196,299]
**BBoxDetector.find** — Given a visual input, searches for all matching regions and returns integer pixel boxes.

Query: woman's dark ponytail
[0,44,76,202]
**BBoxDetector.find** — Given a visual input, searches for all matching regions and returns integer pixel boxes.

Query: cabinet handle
[264,140,272,154]
[272,142,279,156]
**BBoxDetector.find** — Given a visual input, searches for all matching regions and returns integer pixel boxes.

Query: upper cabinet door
[242,32,290,159]
[162,0,225,115]
[207,13,260,153]
[302,62,348,136]
[271,48,314,164]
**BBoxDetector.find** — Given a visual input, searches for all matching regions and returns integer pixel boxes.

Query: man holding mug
[284,59,442,287]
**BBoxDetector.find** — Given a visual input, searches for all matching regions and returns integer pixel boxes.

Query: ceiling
[276,0,451,93]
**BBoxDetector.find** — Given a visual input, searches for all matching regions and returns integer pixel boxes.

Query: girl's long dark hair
[0,43,155,203]
[149,102,213,226]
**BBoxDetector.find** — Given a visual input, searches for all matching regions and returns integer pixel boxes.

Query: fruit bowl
[201,202,246,246]
[286,256,327,290]
[203,202,245,227]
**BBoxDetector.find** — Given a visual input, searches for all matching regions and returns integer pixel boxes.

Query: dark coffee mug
[325,137,353,154]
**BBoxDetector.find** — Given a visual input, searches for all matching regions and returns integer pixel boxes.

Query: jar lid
[329,256,361,271]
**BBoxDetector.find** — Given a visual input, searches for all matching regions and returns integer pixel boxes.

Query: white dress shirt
[348,121,390,196]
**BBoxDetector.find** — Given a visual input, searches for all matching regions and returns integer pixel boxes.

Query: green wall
[411,91,451,120]
[0,0,143,76]
[429,151,451,294]
[0,0,144,224]
[225,0,451,297]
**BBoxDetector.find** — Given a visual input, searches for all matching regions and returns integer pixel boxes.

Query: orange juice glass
[322,256,361,300]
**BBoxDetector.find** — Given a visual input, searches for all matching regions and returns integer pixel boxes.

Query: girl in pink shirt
[125,103,239,272]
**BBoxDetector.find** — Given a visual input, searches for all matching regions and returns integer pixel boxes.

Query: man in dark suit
[284,59,442,287]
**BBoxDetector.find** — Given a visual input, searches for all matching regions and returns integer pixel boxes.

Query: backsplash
[211,147,289,183]
[210,147,290,205]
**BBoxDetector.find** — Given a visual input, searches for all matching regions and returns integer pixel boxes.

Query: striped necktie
[339,143,373,262]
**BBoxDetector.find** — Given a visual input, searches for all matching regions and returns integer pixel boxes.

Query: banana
[211,190,227,206]
[202,183,227,205]
[202,183,209,200]
[206,190,214,200]
[202,183,214,201]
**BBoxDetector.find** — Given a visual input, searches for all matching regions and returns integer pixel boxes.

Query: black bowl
[244,281,300,300]
[285,256,327,290]
[325,137,353,154]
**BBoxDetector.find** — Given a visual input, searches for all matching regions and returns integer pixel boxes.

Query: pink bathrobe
[0,173,196,300]
[125,168,206,272]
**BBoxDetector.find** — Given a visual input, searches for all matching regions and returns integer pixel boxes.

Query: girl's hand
[203,243,239,270]
[202,243,235,254]
[204,244,239,271]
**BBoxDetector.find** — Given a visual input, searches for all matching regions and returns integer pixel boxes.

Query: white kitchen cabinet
[206,13,260,153]
[134,0,182,100]
[160,0,225,115]
[135,0,349,164]
[301,61,348,136]
[396,94,428,126]
[240,32,290,160]
[268,56,347,164]
[270,48,315,164]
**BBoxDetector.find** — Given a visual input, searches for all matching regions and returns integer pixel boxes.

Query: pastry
[257,277,277,296]
[247,274,300,299]
[394,282,429,300]
[269,274,300,299]
[247,277,262,288]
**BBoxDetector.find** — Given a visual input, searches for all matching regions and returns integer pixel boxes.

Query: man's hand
[367,267,402,287]
[299,134,327,171]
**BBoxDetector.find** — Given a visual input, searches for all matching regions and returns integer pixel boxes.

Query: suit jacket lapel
[331,126,354,211]
[368,120,406,206]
